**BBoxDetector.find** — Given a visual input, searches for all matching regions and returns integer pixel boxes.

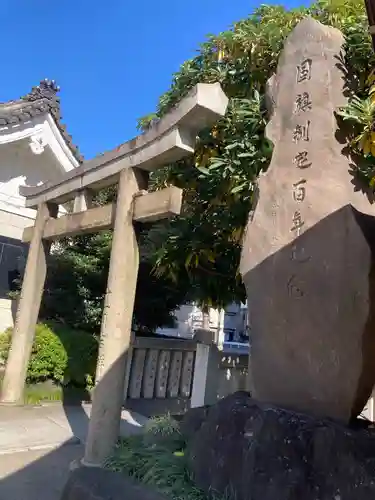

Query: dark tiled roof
[0,79,83,163]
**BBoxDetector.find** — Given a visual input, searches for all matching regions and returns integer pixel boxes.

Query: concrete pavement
[0,444,85,500]
[0,403,148,454]
[0,404,149,500]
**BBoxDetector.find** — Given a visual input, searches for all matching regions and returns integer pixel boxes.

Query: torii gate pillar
[83,167,147,466]
[1,202,58,403]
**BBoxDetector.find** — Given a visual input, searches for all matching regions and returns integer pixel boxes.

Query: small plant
[105,413,203,499]
[143,414,184,450]
[145,414,181,437]
[24,385,63,405]
[106,434,206,500]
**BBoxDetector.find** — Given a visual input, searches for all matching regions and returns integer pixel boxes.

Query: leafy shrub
[52,322,98,388]
[0,322,97,387]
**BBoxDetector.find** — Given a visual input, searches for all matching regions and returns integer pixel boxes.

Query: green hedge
[0,322,98,387]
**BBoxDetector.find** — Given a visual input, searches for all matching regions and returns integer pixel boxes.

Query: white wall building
[156,304,225,341]
[156,302,249,345]
[0,80,81,330]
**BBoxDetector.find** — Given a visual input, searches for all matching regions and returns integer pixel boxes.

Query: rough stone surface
[61,466,169,500]
[179,404,210,442]
[240,17,375,422]
[185,392,375,500]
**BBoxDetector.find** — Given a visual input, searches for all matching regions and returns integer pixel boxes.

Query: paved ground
[0,443,84,500]
[0,403,148,500]
[0,403,148,454]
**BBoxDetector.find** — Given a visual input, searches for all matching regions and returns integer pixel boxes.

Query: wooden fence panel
[167,351,183,398]
[180,351,195,397]
[125,337,198,416]
[155,350,171,398]
[128,348,146,399]
[142,349,159,398]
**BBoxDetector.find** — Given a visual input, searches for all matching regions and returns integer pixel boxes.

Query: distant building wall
[0,157,35,332]
[156,302,249,344]
[156,303,226,342]
[0,233,29,332]
[0,150,70,333]
[0,168,32,331]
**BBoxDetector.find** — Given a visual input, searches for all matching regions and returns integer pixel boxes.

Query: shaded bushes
[0,322,98,388]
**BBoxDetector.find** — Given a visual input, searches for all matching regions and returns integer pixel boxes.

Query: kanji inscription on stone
[296,58,312,83]
[290,210,305,234]
[295,92,312,112]
[292,179,306,202]
[294,151,311,169]
[293,121,310,142]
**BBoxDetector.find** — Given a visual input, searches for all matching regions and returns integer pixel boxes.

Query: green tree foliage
[141,0,374,309]
[40,187,115,331]
[40,233,110,332]
[40,219,189,334]
[337,69,375,187]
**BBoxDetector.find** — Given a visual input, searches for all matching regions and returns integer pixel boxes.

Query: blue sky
[2,0,304,159]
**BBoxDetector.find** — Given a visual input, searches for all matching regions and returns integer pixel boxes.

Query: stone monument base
[183,392,375,500]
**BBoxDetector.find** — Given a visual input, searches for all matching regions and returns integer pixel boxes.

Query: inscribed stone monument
[240,17,375,422]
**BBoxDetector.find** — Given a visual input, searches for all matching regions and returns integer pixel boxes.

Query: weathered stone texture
[61,466,169,500]
[240,17,375,421]
[185,392,375,500]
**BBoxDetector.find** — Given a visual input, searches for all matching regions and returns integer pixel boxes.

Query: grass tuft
[105,414,207,500]
[24,386,63,405]
[144,413,181,437]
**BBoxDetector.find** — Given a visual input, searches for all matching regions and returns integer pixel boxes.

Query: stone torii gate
[0,83,228,466]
